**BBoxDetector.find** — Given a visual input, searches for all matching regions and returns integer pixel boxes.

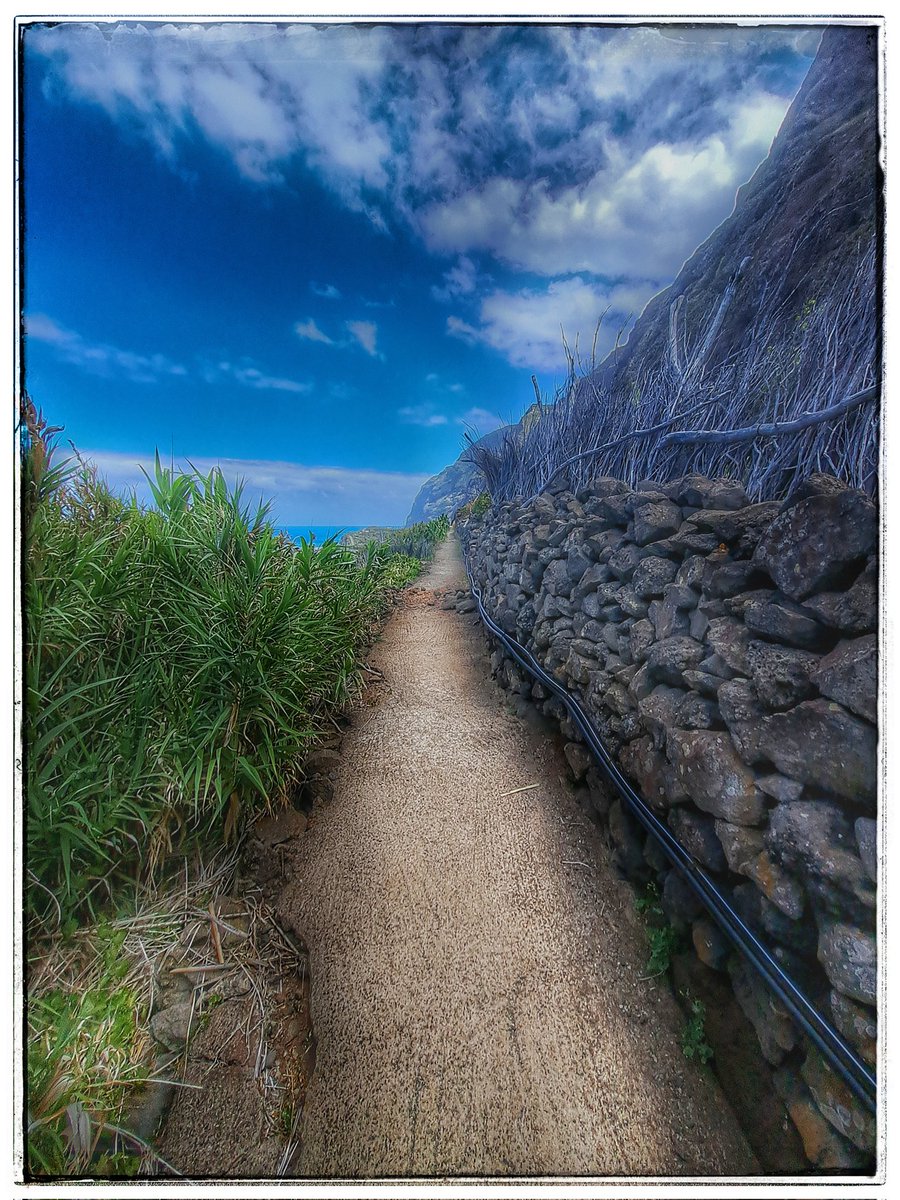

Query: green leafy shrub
[21,401,424,925]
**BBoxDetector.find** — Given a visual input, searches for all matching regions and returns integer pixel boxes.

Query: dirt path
[276,535,758,1179]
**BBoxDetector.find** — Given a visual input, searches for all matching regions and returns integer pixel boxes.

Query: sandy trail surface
[277,535,758,1179]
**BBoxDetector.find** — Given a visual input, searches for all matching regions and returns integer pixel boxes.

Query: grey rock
[563,740,593,781]
[803,557,877,635]
[632,499,683,546]
[718,678,765,726]
[744,596,831,649]
[681,668,725,696]
[150,1001,195,1050]
[854,817,877,883]
[609,799,650,877]
[737,699,876,809]
[687,502,781,555]
[617,587,650,619]
[648,597,690,641]
[817,918,877,1004]
[667,730,766,825]
[672,475,746,510]
[581,475,629,499]
[629,618,655,664]
[752,490,877,601]
[830,989,877,1066]
[668,806,727,871]
[767,800,875,914]
[705,616,751,674]
[774,1068,870,1169]
[632,555,679,598]
[638,686,687,750]
[812,634,877,722]
[675,555,707,590]
[732,882,816,953]
[722,588,776,618]
[566,544,594,584]
[607,543,648,581]
[689,607,710,642]
[586,492,633,526]
[715,821,765,874]
[717,821,806,917]
[692,917,731,970]
[572,562,612,601]
[801,1050,876,1152]
[619,735,687,810]
[728,957,797,1064]
[757,772,804,803]
[628,661,654,701]
[701,558,768,599]
[663,583,698,611]
[661,869,704,928]
[676,692,720,730]
[697,652,736,680]
[747,640,820,709]
[646,636,706,686]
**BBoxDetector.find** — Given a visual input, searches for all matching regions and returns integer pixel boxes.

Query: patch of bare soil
[274,535,760,1178]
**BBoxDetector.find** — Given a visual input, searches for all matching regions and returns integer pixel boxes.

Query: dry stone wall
[459,472,878,1169]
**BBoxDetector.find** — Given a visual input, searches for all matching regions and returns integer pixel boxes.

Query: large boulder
[812,634,877,723]
[753,490,877,601]
[667,729,766,825]
[735,699,876,809]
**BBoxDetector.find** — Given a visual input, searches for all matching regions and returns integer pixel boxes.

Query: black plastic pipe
[462,552,877,1114]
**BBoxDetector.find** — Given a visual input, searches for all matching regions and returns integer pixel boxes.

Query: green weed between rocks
[635,881,683,976]
[680,994,715,1065]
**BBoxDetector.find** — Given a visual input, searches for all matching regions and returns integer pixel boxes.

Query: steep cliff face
[406,406,541,524]
[601,24,879,390]
[408,23,880,517]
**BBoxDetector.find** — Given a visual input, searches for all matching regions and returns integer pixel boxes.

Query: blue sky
[21,20,819,524]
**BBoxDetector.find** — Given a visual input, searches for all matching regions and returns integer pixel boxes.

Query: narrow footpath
[276,535,758,1179]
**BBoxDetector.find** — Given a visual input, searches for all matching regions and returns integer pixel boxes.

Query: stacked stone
[459,472,878,1169]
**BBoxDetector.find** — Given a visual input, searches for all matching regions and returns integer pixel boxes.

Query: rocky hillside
[599,24,879,390]
[409,24,880,517]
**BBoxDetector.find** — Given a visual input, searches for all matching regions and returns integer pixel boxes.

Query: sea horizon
[277,524,366,545]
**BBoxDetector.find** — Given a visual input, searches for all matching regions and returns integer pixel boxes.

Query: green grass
[26,924,150,1177]
[21,400,435,928]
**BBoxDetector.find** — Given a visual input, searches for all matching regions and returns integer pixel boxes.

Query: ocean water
[278,525,363,545]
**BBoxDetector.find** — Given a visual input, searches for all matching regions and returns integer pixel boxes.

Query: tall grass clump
[468,240,878,503]
[21,401,428,929]
[345,515,450,562]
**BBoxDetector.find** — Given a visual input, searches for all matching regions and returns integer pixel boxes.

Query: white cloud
[28,312,311,394]
[28,21,815,274]
[430,255,480,303]
[346,320,379,358]
[294,318,334,345]
[78,447,429,525]
[27,312,188,384]
[398,403,447,428]
[310,282,342,300]
[456,407,506,435]
[447,276,660,372]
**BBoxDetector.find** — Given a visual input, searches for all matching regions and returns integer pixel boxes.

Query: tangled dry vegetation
[469,242,878,503]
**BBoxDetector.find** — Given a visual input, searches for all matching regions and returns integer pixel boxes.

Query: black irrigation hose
[462,551,877,1114]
